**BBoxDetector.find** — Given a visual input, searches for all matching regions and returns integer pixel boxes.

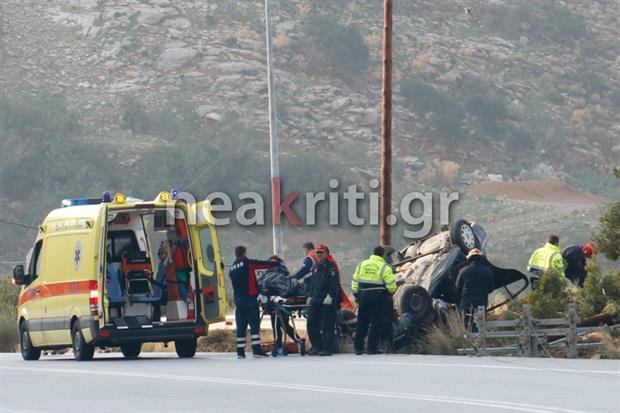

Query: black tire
[121,342,142,359]
[19,323,41,361]
[450,219,480,254]
[175,338,197,358]
[396,285,434,324]
[71,322,95,361]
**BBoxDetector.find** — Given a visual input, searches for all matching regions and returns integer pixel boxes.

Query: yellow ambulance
[13,191,226,361]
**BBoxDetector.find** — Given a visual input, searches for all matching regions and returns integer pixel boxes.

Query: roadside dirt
[469,180,606,205]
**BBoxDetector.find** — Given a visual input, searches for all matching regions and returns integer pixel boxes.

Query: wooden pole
[380,0,393,247]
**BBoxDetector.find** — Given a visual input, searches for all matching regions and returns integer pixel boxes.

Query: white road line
[345,360,620,376]
[2,366,594,413]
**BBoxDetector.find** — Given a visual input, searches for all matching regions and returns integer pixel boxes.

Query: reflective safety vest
[352,255,396,294]
[527,243,565,277]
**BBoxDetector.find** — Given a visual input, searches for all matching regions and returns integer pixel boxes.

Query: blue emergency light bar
[61,198,102,207]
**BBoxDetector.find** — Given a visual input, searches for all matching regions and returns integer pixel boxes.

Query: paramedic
[229,246,279,359]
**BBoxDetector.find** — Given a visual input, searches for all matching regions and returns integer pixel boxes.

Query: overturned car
[388,220,529,347]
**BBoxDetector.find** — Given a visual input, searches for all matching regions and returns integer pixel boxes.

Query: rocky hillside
[0,0,618,272]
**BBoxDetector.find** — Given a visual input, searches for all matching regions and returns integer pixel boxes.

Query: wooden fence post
[567,303,578,359]
[476,306,486,354]
[523,304,537,357]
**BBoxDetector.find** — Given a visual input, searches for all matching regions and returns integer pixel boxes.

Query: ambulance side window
[199,227,216,268]
[28,241,43,281]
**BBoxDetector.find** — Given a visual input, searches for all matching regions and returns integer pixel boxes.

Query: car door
[187,202,226,324]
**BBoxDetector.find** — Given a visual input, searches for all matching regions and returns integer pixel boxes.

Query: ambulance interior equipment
[104,208,197,329]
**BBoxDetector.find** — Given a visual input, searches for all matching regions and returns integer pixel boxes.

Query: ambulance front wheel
[19,323,41,361]
[121,342,142,359]
[175,338,197,358]
[71,322,95,361]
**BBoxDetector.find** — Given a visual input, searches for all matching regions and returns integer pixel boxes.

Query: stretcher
[259,296,308,357]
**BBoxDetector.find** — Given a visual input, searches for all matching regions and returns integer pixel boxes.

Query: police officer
[527,235,566,288]
[229,246,278,359]
[306,245,340,356]
[456,248,494,330]
[352,246,396,355]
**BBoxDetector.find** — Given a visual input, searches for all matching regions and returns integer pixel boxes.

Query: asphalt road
[1,352,618,413]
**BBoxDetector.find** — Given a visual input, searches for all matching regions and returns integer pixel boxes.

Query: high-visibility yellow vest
[352,255,396,293]
[527,243,565,277]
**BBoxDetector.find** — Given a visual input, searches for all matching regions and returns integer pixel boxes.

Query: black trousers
[269,307,298,348]
[235,296,261,355]
[307,302,336,352]
[354,290,388,352]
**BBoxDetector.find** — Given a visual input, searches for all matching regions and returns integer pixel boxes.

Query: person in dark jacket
[306,245,340,356]
[456,248,494,330]
[291,242,318,294]
[562,243,595,288]
[265,255,301,355]
[229,246,279,359]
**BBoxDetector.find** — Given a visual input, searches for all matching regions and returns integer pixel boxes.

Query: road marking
[2,366,593,413]
[346,360,620,376]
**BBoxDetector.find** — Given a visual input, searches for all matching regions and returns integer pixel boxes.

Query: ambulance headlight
[114,192,127,204]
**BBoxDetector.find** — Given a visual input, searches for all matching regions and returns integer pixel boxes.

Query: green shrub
[610,90,620,107]
[482,1,588,42]
[577,262,620,318]
[303,14,369,75]
[581,71,607,97]
[120,96,201,140]
[595,202,620,261]
[523,271,573,318]
[401,76,467,143]
[0,92,79,142]
[0,278,19,352]
[466,94,509,134]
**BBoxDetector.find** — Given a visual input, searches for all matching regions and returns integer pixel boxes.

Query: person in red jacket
[229,245,279,359]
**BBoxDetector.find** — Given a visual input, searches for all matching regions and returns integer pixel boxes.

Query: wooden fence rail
[457,303,617,357]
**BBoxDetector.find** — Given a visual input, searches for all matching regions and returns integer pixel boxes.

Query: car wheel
[121,342,142,359]
[450,219,480,254]
[396,285,434,325]
[71,322,95,361]
[19,323,41,361]
[175,338,197,358]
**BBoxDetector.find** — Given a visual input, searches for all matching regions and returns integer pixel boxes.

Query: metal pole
[265,0,283,256]
[380,0,393,247]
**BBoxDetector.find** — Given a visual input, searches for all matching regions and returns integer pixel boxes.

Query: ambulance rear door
[187,201,226,324]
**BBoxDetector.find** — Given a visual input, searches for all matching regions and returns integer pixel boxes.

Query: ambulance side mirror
[13,265,28,285]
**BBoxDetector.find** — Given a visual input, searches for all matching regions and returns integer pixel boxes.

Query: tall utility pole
[380,0,393,247]
[264,0,284,256]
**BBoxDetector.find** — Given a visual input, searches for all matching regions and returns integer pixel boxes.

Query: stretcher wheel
[271,344,278,357]
[299,340,306,356]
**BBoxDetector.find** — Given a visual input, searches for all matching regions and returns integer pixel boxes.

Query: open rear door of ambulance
[96,204,108,326]
[188,201,226,325]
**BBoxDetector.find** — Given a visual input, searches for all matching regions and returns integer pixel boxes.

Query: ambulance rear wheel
[71,323,94,361]
[19,323,41,361]
[121,342,142,359]
[175,338,197,358]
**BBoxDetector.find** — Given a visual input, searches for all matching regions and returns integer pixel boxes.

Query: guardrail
[457,303,619,357]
